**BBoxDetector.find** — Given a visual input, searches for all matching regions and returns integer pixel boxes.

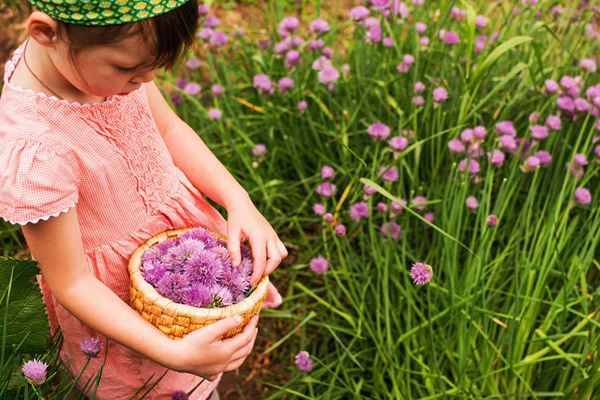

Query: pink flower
[535,150,552,166]
[499,135,518,152]
[350,6,370,21]
[574,187,591,205]
[390,199,406,214]
[295,351,314,372]
[316,182,337,197]
[557,96,575,112]
[530,125,549,140]
[211,84,224,97]
[415,22,427,33]
[522,155,541,172]
[423,212,434,223]
[368,122,391,140]
[380,222,401,240]
[544,79,559,94]
[251,143,267,157]
[318,65,340,87]
[183,82,201,96]
[545,115,561,131]
[278,77,295,93]
[440,30,460,45]
[21,359,48,385]
[433,87,448,103]
[475,15,488,29]
[412,96,425,107]
[253,74,274,94]
[376,202,388,213]
[207,108,222,120]
[335,224,347,236]
[321,165,335,180]
[379,165,399,182]
[297,100,308,113]
[411,196,427,211]
[323,213,333,222]
[488,149,505,167]
[495,120,516,136]
[465,195,479,211]
[486,214,498,227]
[310,256,329,274]
[389,136,408,151]
[310,19,330,34]
[349,202,369,221]
[185,57,201,70]
[364,183,377,197]
[410,262,433,285]
[80,336,101,358]
[579,58,597,73]
[414,81,426,93]
[448,138,465,154]
[313,203,326,216]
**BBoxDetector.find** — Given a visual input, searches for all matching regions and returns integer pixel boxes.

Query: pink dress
[0,41,225,399]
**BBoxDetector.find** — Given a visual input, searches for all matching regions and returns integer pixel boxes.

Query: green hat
[29,0,190,26]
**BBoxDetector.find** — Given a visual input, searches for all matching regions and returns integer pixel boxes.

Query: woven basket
[128,226,269,340]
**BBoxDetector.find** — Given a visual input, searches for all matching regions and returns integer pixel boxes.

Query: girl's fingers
[230,327,258,360]
[250,236,267,285]
[265,240,283,275]
[227,225,242,266]
[278,240,288,258]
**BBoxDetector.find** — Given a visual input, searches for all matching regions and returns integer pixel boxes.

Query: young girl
[0,0,285,398]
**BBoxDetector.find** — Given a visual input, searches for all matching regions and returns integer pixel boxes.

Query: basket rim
[128,226,270,319]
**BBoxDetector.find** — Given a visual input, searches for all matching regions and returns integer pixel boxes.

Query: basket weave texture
[128,227,269,339]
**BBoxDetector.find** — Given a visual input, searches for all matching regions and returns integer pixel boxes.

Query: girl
[0,0,285,399]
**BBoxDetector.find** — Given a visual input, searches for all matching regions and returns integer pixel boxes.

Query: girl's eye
[115,66,136,73]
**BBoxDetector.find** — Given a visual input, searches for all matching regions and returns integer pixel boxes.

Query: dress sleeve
[0,138,79,225]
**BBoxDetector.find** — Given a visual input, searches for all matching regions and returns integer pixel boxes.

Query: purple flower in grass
[466,195,479,211]
[349,202,369,221]
[313,203,326,215]
[254,74,274,94]
[368,122,390,140]
[410,262,432,285]
[295,351,314,372]
[252,144,267,157]
[80,337,101,358]
[278,77,295,93]
[21,359,48,385]
[335,224,346,236]
[321,165,335,179]
[487,214,498,227]
[433,87,448,103]
[183,82,201,96]
[310,256,329,274]
[297,100,308,113]
[380,222,401,240]
[574,188,591,205]
[310,19,330,34]
[316,182,337,197]
[208,108,222,120]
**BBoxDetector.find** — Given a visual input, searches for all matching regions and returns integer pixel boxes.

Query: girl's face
[53,33,158,98]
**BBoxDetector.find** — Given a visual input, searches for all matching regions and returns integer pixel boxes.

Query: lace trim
[0,198,78,226]
[3,40,142,108]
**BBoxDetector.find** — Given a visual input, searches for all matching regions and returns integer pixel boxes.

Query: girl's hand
[261,282,283,309]
[168,315,259,380]
[226,197,288,286]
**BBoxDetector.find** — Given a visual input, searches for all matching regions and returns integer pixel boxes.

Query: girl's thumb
[203,316,244,340]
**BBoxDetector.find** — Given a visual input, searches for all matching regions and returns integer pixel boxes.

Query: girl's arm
[20,207,258,377]
[146,81,287,289]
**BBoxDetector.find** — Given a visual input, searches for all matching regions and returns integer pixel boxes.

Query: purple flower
[574,187,591,205]
[310,256,329,274]
[486,214,498,227]
[253,74,274,94]
[488,149,505,167]
[21,359,48,385]
[466,195,479,211]
[545,79,559,94]
[198,3,209,15]
[415,22,427,33]
[321,165,335,180]
[522,155,541,172]
[316,182,337,197]
[424,212,434,223]
[448,138,465,154]
[350,6,370,21]
[391,199,406,214]
[295,351,314,372]
[499,135,518,152]
[534,150,552,166]
[309,39,325,51]
[171,390,189,400]
[80,337,101,358]
[573,153,588,167]
[156,273,188,303]
[419,36,430,46]
[310,18,330,34]
[545,115,561,131]
[440,30,460,45]
[278,16,299,36]
[209,31,228,47]
[495,120,516,136]
[205,15,220,28]
[380,222,401,240]
[297,100,308,113]
[252,143,267,157]
[411,196,427,211]
[410,262,432,285]
[323,212,334,222]
[207,108,222,121]
[334,224,347,236]
[433,87,448,103]
[318,65,340,87]
[379,165,399,182]
[414,81,426,93]
[368,122,391,140]
[574,98,591,113]
[185,58,201,70]
[475,15,488,29]
[286,50,301,69]
[579,58,597,73]
[183,82,201,96]
[313,203,326,215]
[376,202,388,213]
[530,125,549,140]
[389,136,408,151]
[412,96,425,107]
[197,27,213,40]
[278,77,295,93]
[364,183,377,197]
[183,285,212,308]
[557,96,575,112]
[383,37,394,47]
[349,202,369,221]
[211,84,224,97]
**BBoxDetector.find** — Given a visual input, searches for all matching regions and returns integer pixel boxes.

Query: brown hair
[54,0,199,71]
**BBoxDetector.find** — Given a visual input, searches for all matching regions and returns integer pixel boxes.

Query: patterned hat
[28,0,191,26]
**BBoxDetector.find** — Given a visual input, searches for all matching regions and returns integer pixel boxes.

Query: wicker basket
[128,227,269,340]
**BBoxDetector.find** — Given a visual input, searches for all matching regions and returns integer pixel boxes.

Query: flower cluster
[141,227,253,308]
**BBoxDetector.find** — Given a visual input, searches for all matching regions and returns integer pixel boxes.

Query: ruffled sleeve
[0,138,79,225]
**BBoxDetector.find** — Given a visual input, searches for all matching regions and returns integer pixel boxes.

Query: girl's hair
[53,0,199,71]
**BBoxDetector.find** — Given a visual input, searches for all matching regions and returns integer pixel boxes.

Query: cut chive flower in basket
[128,226,270,339]
[140,226,253,308]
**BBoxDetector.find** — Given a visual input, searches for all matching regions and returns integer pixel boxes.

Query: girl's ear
[26,11,60,48]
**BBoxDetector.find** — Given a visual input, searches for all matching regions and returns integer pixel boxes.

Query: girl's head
[25,0,198,98]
